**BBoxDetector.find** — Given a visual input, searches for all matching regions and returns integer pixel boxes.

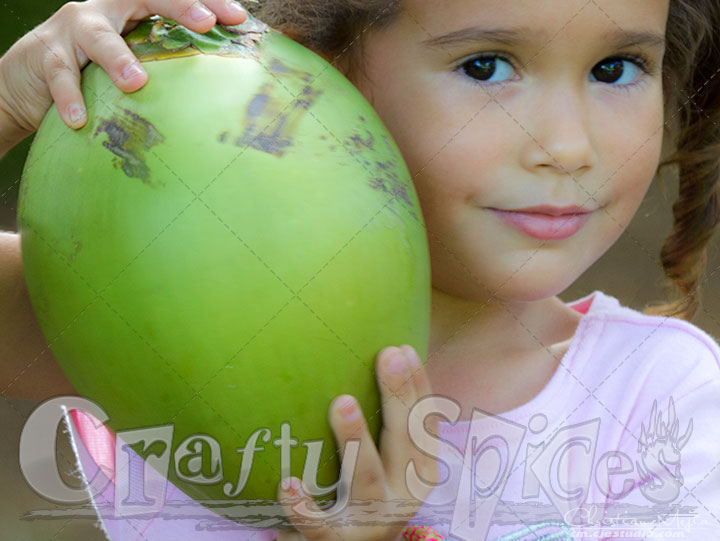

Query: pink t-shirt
[66,290,720,540]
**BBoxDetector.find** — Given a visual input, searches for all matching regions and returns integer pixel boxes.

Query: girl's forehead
[400,0,670,41]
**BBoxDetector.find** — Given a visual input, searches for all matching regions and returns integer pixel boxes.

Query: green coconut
[17,14,431,510]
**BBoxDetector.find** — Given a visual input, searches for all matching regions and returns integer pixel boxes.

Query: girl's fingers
[40,43,87,129]
[277,477,339,541]
[329,394,386,503]
[193,0,248,26]
[74,1,249,93]
[44,0,249,129]
[72,18,147,93]
[377,345,440,495]
[377,346,421,427]
[127,0,247,33]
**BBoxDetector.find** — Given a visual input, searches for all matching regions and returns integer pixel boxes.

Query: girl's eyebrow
[422,26,666,52]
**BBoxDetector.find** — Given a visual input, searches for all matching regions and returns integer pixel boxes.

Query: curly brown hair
[246,0,720,321]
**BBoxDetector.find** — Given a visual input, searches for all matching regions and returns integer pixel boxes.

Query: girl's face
[353,0,669,304]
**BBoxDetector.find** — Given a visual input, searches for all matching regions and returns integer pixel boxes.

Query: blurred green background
[1,1,719,540]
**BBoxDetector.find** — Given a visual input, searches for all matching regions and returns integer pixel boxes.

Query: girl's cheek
[593,90,664,192]
[601,139,663,228]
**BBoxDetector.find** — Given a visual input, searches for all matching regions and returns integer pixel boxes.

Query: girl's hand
[0,0,247,143]
[275,345,441,541]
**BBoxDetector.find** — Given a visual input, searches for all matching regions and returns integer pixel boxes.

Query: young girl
[1,0,720,539]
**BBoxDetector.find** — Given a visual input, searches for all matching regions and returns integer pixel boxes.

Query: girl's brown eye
[592,58,625,83]
[461,55,515,83]
[466,58,497,80]
[590,57,643,85]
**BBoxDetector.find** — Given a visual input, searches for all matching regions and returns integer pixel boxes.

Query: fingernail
[227,1,246,16]
[121,63,144,81]
[282,477,302,498]
[405,347,421,367]
[281,477,300,492]
[337,395,360,421]
[191,4,214,21]
[388,353,408,374]
[68,104,85,124]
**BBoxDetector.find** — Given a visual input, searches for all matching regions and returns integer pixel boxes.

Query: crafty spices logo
[17,394,697,540]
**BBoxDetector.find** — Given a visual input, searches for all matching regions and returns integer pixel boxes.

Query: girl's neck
[428,287,582,362]
[423,287,585,418]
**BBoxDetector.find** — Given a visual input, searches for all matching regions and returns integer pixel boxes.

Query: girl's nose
[518,91,595,177]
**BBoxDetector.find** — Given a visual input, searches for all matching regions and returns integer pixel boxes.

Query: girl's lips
[490,209,593,240]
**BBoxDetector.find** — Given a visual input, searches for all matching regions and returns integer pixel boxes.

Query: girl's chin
[431,268,584,306]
